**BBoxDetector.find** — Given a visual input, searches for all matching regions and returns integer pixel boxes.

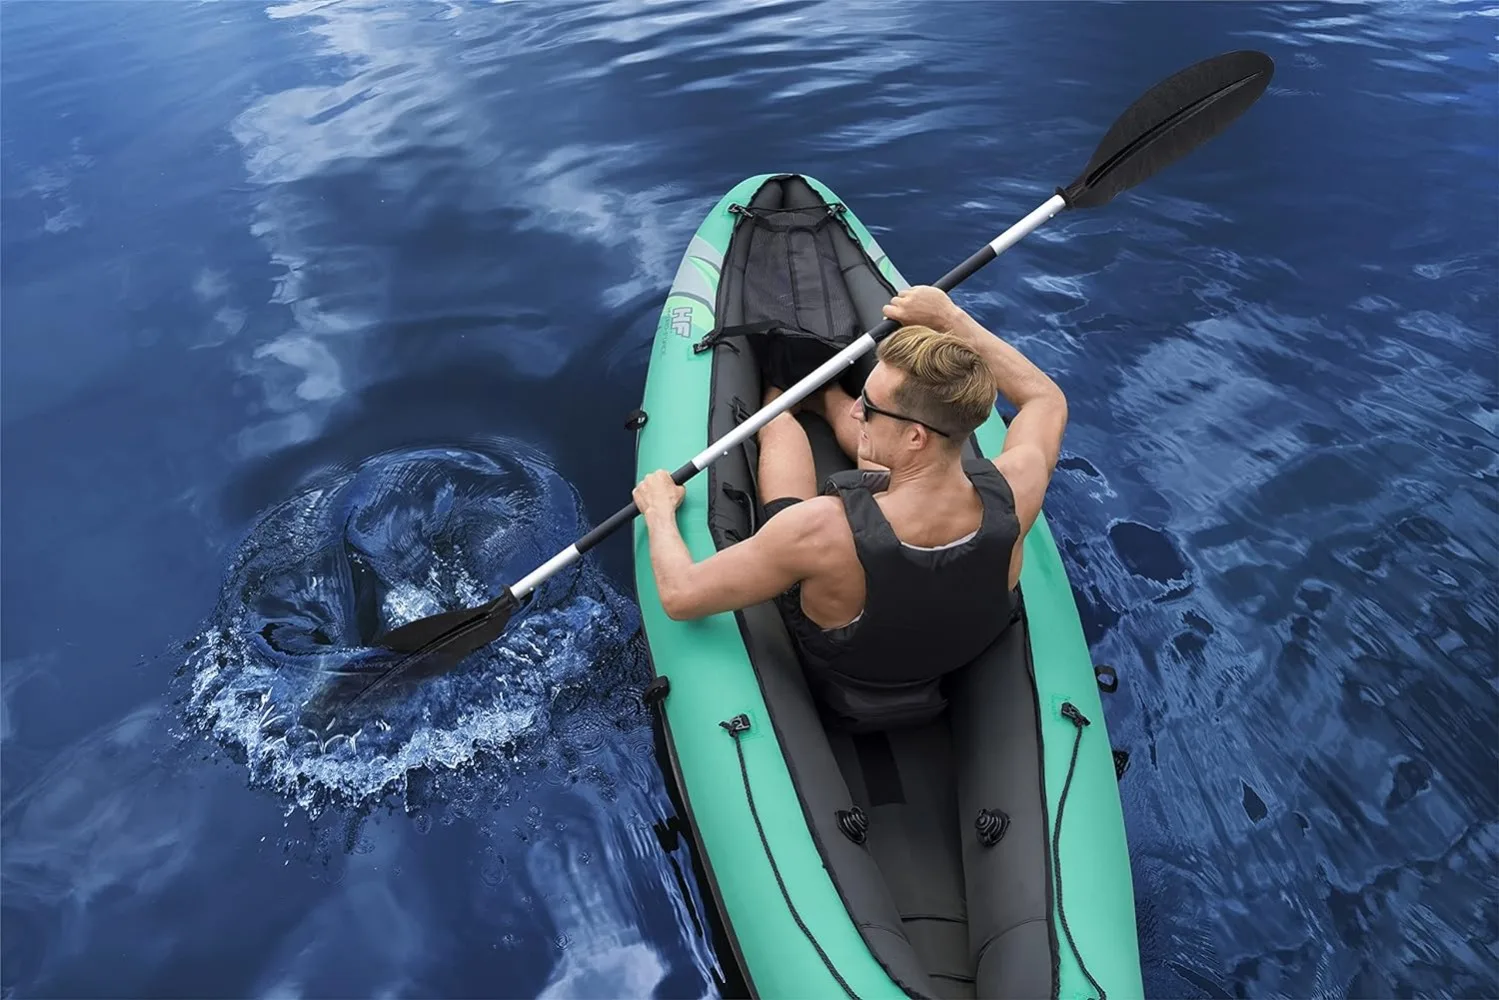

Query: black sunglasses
[858,389,952,438]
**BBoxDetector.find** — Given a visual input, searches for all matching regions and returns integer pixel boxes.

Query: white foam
[181,444,642,815]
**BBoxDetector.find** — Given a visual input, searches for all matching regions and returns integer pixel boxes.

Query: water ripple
[3,0,1495,995]
[179,443,640,815]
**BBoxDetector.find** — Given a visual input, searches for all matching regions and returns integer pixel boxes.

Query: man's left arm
[641,500,824,621]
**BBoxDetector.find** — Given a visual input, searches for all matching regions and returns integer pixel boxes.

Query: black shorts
[760,496,804,526]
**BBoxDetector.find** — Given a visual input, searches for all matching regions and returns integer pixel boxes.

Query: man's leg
[756,386,818,514]
[813,383,887,471]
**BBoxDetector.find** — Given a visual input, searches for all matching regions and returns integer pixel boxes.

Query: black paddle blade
[379,596,510,654]
[315,588,522,719]
[1060,50,1274,211]
[377,588,519,665]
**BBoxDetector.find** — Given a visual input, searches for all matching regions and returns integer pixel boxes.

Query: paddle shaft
[508,192,1068,601]
[366,49,1272,676]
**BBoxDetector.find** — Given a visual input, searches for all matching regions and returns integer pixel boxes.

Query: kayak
[631,173,1143,999]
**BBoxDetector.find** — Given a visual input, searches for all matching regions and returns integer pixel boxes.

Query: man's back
[787,463,993,632]
[768,459,1022,730]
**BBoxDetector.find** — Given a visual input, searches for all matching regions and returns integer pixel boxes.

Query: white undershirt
[899,528,979,551]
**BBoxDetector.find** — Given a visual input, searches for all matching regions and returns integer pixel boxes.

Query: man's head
[852,325,997,468]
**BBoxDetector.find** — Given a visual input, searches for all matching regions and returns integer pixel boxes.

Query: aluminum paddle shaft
[513,192,1067,601]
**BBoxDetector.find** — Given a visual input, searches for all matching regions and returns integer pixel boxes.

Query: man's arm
[944,306,1068,540]
[643,497,832,621]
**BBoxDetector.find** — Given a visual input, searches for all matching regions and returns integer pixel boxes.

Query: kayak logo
[668,306,693,339]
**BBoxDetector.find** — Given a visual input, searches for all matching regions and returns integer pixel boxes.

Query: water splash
[179,442,643,816]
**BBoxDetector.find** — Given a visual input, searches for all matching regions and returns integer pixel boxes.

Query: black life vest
[778,458,1021,732]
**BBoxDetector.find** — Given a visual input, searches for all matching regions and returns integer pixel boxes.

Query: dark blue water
[3,2,1494,997]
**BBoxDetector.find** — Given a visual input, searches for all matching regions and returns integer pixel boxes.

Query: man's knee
[757,409,803,444]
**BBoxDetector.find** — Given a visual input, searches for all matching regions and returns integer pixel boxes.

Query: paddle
[329,49,1274,717]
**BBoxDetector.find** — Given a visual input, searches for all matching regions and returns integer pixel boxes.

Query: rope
[720,715,859,999]
[1054,703,1107,1000]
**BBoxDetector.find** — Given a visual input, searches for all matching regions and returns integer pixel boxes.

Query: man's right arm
[944,306,1068,540]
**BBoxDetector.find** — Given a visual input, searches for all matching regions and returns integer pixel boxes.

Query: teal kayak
[632,173,1142,999]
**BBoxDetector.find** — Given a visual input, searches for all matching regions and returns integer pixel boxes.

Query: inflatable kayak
[631,173,1143,999]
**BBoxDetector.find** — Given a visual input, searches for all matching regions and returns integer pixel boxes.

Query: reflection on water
[1,704,207,991]
[1,0,1495,996]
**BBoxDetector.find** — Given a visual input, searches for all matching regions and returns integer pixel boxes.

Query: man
[632,285,1068,729]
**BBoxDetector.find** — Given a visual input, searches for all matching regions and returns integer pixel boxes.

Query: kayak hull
[632,173,1142,999]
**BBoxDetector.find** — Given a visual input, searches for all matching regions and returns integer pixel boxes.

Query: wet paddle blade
[1060,50,1274,210]
[377,589,519,668]
[379,597,511,654]
[324,589,521,716]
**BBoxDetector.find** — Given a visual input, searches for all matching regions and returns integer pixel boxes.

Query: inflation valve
[836,807,869,845]
[976,808,1010,847]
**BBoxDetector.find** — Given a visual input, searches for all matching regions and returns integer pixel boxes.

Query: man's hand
[882,285,961,333]
[633,469,686,521]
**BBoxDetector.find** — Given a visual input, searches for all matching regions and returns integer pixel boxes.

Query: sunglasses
[857,389,952,438]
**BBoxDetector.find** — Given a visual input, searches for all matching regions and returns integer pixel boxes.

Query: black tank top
[778,458,1021,732]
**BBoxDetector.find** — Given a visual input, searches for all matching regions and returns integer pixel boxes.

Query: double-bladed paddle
[326,49,1274,718]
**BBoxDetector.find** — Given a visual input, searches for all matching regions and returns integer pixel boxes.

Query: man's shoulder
[766,494,845,535]
[760,495,852,556]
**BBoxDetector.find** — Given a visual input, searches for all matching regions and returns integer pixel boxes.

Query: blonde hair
[875,325,997,446]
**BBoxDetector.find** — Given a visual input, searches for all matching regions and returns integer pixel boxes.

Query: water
[2,2,1494,997]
